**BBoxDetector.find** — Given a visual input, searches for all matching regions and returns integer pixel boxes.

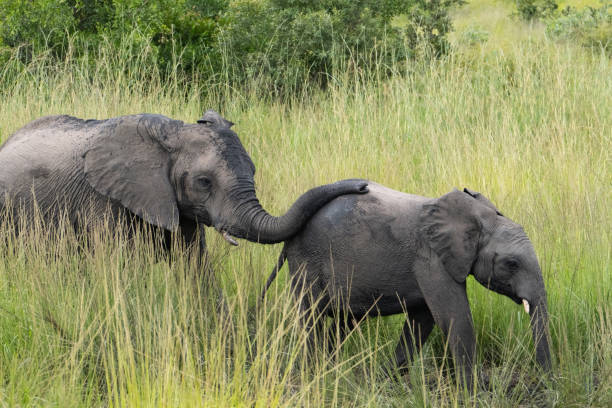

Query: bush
[546,3,612,55]
[514,0,558,21]
[0,0,464,94]
[0,0,228,74]
[0,0,76,59]
[220,0,464,93]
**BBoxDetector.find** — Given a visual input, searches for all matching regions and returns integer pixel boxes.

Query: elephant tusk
[522,299,530,314]
[221,231,239,246]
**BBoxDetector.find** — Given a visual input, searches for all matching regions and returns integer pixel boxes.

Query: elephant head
[420,188,551,371]
[83,111,368,243]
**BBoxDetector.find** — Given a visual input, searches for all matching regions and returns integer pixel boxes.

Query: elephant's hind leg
[395,306,435,369]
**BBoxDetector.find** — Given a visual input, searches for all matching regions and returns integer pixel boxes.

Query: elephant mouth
[214,225,240,246]
[221,230,239,246]
[510,295,523,305]
[482,279,522,304]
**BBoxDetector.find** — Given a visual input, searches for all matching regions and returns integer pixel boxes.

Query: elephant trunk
[529,296,552,371]
[228,179,368,244]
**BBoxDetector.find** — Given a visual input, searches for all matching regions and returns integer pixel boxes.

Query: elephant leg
[395,306,435,368]
[414,248,476,390]
[176,221,213,277]
[298,298,325,357]
[195,224,214,277]
[291,279,325,356]
[176,222,225,309]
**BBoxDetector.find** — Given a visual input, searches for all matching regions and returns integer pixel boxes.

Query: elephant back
[0,115,112,225]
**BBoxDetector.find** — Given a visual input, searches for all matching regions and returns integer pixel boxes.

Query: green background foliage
[0,0,463,92]
[0,0,228,74]
[547,3,612,55]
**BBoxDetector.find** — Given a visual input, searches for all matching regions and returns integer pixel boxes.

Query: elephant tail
[260,245,287,301]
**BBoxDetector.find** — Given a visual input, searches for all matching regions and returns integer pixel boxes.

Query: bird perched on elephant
[262,182,551,388]
[0,110,368,262]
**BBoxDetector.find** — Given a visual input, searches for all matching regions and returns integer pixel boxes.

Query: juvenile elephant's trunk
[229,179,368,244]
[530,297,552,371]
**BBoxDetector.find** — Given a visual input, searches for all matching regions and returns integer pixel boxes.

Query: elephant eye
[504,259,520,270]
[198,176,212,189]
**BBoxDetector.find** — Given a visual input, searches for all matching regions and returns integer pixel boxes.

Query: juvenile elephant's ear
[83,114,182,230]
[420,189,497,283]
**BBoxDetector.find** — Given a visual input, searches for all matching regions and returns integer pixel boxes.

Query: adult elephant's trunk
[529,296,552,371]
[226,179,368,244]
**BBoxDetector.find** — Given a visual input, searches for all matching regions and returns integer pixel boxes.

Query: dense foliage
[0,0,463,92]
[514,0,558,21]
[0,0,228,73]
[547,3,612,55]
[219,0,464,91]
[513,0,611,56]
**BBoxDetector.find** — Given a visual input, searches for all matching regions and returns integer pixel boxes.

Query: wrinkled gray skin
[263,182,551,388]
[0,111,368,258]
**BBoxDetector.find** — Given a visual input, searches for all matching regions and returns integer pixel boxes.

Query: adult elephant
[262,182,551,388]
[0,111,368,258]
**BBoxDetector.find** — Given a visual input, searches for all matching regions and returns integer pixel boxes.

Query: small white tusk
[522,299,530,314]
[222,231,239,246]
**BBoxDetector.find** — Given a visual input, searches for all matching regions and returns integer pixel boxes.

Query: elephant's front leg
[196,224,214,278]
[427,287,476,390]
[414,251,477,390]
[177,221,212,275]
[395,305,435,369]
[434,297,476,390]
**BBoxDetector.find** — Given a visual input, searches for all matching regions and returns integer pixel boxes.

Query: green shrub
[0,0,464,94]
[514,0,558,21]
[0,0,76,59]
[0,0,228,74]
[220,0,464,93]
[546,3,612,55]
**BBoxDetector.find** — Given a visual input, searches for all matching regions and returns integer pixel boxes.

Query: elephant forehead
[493,223,533,252]
[216,133,256,177]
[189,148,223,169]
[496,222,527,240]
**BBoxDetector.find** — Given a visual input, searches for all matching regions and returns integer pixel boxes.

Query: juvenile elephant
[262,182,551,386]
[0,111,368,259]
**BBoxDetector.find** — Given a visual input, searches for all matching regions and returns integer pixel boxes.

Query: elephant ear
[197,109,234,129]
[463,188,503,216]
[420,188,497,283]
[83,114,183,230]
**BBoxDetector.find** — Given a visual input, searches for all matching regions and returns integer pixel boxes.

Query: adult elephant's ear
[83,114,182,231]
[463,188,503,216]
[420,188,497,283]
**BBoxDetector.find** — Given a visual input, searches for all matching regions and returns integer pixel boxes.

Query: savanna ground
[0,0,611,406]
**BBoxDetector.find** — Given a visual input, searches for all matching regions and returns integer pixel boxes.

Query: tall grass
[0,32,611,406]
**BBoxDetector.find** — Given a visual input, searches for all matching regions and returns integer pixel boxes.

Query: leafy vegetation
[0,0,462,94]
[0,0,227,69]
[219,0,464,92]
[547,2,612,54]
[511,0,611,55]
[514,0,559,20]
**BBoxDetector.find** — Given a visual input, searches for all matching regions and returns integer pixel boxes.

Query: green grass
[1,7,611,407]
